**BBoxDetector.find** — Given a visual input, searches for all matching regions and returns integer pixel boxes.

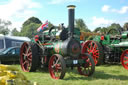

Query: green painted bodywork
[93,31,128,52]
[31,27,81,58]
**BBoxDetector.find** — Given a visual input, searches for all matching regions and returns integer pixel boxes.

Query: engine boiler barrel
[53,38,81,58]
[67,5,76,37]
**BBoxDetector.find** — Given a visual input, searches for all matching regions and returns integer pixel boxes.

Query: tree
[0,28,10,35]
[93,27,102,33]
[20,17,42,38]
[11,28,20,36]
[21,23,41,38]
[93,27,108,34]
[0,19,11,35]
[100,27,108,34]
[22,17,42,28]
[123,22,128,31]
[75,19,90,32]
[108,23,122,31]
[48,21,54,29]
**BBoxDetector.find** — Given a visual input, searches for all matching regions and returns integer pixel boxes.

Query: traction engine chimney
[67,5,76,37]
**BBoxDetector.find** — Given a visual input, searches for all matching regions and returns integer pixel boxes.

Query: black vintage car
[0,46,20,64]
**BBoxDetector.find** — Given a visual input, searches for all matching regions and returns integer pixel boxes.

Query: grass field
[12,64,128,85]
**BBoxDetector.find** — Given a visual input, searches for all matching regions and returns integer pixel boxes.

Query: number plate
[73,60,78,64]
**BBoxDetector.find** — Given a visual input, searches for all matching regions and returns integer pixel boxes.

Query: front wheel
[49,54,66,79]
[77,53,95,76]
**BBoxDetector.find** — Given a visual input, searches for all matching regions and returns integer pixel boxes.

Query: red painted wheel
[20,42,32,72]
[77,53,95,76]
[121,50,128,70]
[81,40,104,65]
[49,54,66,79]
[20,42,40,72]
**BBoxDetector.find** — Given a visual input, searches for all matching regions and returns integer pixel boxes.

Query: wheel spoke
[87,47,91,53]
[93,54,99,58]
[23,53,27,56]
[55,58,59,65]
[56,64,62,70]
[23,60,28,66]
[56,67,61,75]
[27,57,32,62]
[92,44,97,51]
[89,42,93,51]
[52,58,59,68]
[27,52,32,62]
[124,56,128,59]
[93,50,99,54]
[26,62,30,71]
[27,52,32,57]
[123,60,128,63]
[24,46,28,54]
[94,60,98,64]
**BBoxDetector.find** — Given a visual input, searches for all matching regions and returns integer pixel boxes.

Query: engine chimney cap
[67,5,76,9]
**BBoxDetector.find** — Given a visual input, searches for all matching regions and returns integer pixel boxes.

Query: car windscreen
[0,39,4,49]
[2,47,12,54]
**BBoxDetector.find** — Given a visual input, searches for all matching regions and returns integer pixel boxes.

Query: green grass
[12,64,128,85]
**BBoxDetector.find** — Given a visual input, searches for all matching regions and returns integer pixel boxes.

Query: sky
[0,0,128,31]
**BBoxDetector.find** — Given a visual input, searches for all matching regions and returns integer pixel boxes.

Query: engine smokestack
[67,5,76,37]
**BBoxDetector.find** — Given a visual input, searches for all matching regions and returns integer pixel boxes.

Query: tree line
[0,17,128,39]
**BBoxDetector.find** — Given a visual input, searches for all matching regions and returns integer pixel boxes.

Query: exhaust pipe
[67,5,76,37]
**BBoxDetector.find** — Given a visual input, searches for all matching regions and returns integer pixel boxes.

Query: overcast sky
[0,0,128,31]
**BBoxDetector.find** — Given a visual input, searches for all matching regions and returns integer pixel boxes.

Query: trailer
[0,34,30,52]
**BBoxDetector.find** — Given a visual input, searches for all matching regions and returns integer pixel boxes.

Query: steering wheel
[48,26,56,39]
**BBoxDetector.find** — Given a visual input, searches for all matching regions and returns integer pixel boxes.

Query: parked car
[0,34,30,52]
[0,46,20,64]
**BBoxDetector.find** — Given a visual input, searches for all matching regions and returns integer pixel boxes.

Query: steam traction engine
[82,28,128,69]
[20,5,95,79]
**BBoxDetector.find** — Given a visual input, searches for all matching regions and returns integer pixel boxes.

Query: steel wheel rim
[49,55,63,79]
[78,54,93,76]
[20,42,32,72]
[82,40,99,65]
[121,50,128,70]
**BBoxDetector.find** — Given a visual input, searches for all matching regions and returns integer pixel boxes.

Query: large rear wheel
[49,54,66,79]
[77,53,95,76]
[121,49,128,70]
[81,40,104,65]
[20,42,40,72]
